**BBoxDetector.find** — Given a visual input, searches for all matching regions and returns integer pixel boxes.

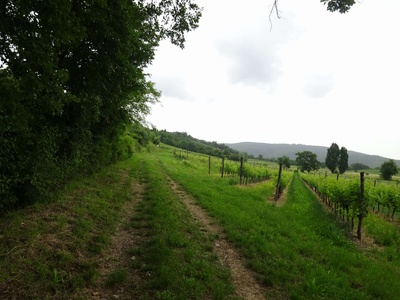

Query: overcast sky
[146,0,400,160]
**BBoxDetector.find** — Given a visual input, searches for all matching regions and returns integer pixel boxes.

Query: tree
[349,163,370,171]
[278,156,291,170]
[338,147,349,174]
[0,0,202,207]
[380,160,399,181]
[325,143,340,173]
[321,0,356,13]
[325,143,348,174]
[270,0,356,20]
[295,151,320,173]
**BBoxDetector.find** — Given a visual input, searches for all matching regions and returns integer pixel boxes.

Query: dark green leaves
[0,0,201,207]
[295,151,320,173]
[320,0,356,14]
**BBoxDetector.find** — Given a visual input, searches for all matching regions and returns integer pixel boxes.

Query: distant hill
[226,142,400,169]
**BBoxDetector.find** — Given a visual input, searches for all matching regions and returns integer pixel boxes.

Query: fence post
[208,156,211,175]
[357,172,365,241]
[275,163,283,200]
[221,157,225,178]
[239,157,244,185]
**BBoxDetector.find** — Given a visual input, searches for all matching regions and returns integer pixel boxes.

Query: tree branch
[269,0,282,31]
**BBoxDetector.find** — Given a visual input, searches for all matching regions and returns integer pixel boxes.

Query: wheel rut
[166,176,267,300]
[81,178,148,300]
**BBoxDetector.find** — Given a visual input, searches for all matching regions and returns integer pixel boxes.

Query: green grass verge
[157,148,400,299]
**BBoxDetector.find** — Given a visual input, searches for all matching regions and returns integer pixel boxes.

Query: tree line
[158,130,246,161]
[0,1,201,210]
[295,143,399,180]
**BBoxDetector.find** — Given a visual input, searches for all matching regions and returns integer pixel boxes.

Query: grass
[1,145,399,299]
[0,149,237,299]
[127,153,236,299]
[157,148,400,299]
[0,160,135,299]
[105,269,128,287]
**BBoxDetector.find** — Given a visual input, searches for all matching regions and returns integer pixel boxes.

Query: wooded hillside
[226,142,400,169]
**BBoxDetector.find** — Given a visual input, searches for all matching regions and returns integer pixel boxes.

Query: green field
[1,145,399,299]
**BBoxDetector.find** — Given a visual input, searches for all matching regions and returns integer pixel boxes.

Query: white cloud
[146,0,400,160]
[152,74,194,101]
[303,73,336,98]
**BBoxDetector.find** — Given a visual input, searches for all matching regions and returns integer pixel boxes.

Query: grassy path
[0,153,237,299]
[166,176,267,299]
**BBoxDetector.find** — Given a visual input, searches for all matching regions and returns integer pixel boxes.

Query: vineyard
[172,148,292,195]
[299,172,400,240]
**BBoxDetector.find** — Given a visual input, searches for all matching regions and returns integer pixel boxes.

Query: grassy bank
[0,158,135,299]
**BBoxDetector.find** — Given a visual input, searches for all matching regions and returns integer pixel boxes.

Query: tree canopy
[325,143,340,173]
[380,160,399,181]
[278,156,291,170]
[158,130,243,161]
[271,0,356,19]
[338,146,349,174]
[325,143,348,174]
[320,0,356,13]
[295,151,320,173]
[0,0,201,208]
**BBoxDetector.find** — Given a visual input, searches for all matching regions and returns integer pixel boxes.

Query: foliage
[325,143,349,174]
[366,180,400,219]
[338,147,349,174]
[349,163,370,171]
[162,149,400,299]
[295,151,320,173]
[380,159,399,181]
[321,0,356,13]
[300,172,360,222]
[158,130,243,161]
[278,156,291,169]
[0,0,201,208]
[325,143,340,173]
[272,0,356,20]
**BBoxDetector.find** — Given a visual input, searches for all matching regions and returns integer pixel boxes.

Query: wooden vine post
[221,157,225,178]
[274,163,283,200]
[239,157,244,185]
[357,172,365,241]
[208,156,211,175]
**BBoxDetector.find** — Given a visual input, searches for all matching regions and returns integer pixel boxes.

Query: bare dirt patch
[166,176,268,300]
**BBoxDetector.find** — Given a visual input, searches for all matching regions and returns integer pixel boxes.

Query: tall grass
[0,159,136,299]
